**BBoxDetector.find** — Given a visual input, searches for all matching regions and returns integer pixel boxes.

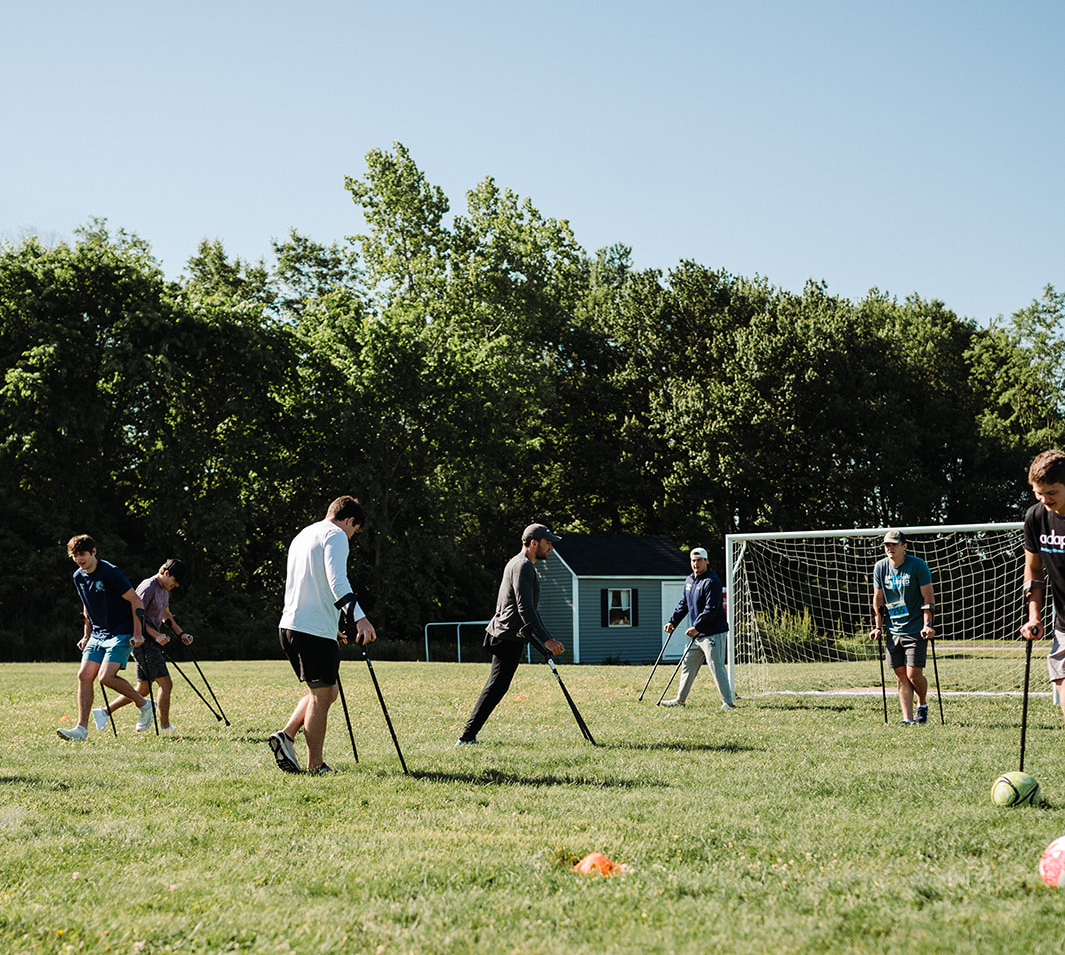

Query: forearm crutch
[1020,637,1033,773]
[160,646,222,722]
[183,643,230,726]
[522,625,596,744]
[638,637,672,701]
[336,671,358,761]
[359,645,409,774]
[98,681,118,737]
[656,636,697,706]
[929,638,945,724]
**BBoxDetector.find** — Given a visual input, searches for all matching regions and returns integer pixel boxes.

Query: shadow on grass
[757,701,859,713]
[600,739,759,754]
[0,775,70,789]
[940,718,1061,732]
[412,768,661,788]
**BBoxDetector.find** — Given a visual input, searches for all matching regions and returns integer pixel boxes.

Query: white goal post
[723,522,1044,699]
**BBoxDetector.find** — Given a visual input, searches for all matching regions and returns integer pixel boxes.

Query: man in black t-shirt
[1021,449,1065,722]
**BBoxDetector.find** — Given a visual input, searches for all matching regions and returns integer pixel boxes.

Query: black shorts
[279,628,340,688]
[132,641,169,682]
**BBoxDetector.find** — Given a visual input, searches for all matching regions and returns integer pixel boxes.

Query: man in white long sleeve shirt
[269,496,376,774]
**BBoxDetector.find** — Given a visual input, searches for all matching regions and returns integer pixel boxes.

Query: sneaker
[915,704,928,724]
[308,763,336,775]
[268,731,302,773]
[92,707,109,731]
[455,737,479,746]
[135,700,155,732]
[159,725,174,733]
[721,702,736,710]
[898,719,915,725]
[57,725,88,741]
[660,699,685,707]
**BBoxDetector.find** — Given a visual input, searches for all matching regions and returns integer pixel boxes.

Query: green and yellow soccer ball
[990,771,1041,807]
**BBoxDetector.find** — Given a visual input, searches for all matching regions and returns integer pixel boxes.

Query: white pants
[674,632,733,706]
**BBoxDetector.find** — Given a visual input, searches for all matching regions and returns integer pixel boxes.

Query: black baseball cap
[882,530,908,545]
[162,558,189,587]
[523,523,562,544]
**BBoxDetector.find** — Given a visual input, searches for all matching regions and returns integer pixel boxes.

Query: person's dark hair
[1029,450,1065,486]
[327,495,365,525]
[66,534,95,556]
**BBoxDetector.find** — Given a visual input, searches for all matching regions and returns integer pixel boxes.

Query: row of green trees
[3,143,1063,661]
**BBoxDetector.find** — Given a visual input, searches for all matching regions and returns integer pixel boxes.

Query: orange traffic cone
[572,852,621,876]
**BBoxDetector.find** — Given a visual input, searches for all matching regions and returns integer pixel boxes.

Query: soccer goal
[724,523,1043,699]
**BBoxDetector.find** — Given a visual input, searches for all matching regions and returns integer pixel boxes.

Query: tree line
[3,142,1062,661]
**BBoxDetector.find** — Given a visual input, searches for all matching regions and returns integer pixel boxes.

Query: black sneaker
[454,737,479,746]
[308,763,336,775]
[915,704,928,724]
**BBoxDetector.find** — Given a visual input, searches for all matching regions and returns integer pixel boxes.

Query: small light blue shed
[536,534,692,664]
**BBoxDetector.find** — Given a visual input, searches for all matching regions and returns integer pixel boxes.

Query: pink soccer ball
[1039,836,1065,887]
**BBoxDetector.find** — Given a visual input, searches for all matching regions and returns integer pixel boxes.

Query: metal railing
[423,620,490,662]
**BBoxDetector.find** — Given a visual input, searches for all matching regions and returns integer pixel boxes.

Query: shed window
[602,588,638,627]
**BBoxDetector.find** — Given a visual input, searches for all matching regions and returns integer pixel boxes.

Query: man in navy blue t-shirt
[660,547,735,710]
[57,534,153,741]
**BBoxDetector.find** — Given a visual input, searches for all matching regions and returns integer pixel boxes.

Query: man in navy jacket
[661,547,735,709]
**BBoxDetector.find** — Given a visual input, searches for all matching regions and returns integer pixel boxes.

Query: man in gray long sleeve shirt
[456,523,565,745]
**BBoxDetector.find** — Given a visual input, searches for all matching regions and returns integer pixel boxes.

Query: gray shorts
[886,634,927,670]
[1048,631,1065,683]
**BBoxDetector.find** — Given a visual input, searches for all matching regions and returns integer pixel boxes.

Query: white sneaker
[721,702,736,710]
[268,731,302,773]
[135,701,155,732]
[92,707,109,731]
[660,699,685,707]
[57,725,88,741]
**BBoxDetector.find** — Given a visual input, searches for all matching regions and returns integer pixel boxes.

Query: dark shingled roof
[551,535,691,577]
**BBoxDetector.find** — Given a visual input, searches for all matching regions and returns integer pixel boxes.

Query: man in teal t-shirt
[870,530,936,725]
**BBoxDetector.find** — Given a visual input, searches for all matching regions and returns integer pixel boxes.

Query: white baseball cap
[690,547,708,560]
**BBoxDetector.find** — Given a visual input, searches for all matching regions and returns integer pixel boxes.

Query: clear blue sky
[3,1,1062,323]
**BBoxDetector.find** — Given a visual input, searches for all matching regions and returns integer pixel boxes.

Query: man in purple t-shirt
[93,559,191,732]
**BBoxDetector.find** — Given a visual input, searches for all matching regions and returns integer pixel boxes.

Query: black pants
[460,639,525,741]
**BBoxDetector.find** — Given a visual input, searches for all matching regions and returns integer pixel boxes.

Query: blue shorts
[83,633,133,667]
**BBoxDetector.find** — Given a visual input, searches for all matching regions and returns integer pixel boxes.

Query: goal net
[724,523,1043,699]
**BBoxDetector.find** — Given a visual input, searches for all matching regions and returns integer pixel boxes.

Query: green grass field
[4,658,1065,954]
